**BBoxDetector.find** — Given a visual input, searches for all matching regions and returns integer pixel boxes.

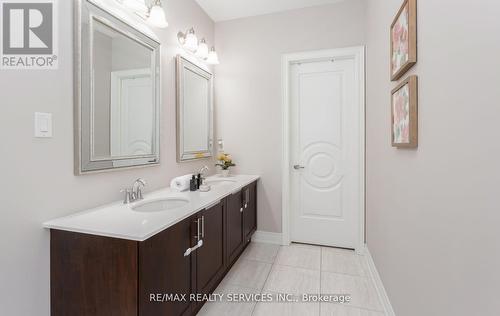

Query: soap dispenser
[190,175,197,191]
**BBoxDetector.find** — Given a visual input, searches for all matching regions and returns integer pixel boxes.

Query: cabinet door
[139,215,196,316]
[243,182,257,242]
[227,190,244,264]
[50,230,138,316]
[196,201,226,295]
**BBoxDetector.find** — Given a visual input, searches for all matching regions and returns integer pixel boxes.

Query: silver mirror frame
[176,55,214,162]
[74,0,161,174]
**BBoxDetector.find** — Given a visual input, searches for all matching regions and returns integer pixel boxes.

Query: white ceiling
[195,0,347,22]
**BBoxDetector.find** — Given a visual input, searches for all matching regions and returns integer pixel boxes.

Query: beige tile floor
[197,242,385,316]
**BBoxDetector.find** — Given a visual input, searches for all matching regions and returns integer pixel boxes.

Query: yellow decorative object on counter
[216,153,236,174]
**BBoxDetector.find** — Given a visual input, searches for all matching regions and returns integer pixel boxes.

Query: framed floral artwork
[391,75,418,148]
[390,0,417,81]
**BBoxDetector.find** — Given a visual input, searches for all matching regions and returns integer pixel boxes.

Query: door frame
[281,46,365,253]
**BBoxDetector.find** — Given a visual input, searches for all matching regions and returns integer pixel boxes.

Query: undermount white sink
[204,178,237,186]
[132,198,189,213]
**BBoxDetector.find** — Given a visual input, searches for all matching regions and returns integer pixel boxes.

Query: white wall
[214,0,366,233]
[0,1,214,315]
[365,0,500,315]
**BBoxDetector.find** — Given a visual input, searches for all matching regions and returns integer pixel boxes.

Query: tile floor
[197,242,385,316]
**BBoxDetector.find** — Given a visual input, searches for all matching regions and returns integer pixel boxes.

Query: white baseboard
[251,230,283,245]
[364,245,396,316]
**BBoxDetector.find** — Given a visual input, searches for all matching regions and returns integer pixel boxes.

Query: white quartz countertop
[43,174,260,241]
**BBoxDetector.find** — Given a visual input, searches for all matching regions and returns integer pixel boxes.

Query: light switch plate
[35,112,53,138]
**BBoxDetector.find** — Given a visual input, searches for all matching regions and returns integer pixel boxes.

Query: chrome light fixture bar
[178,27,220,64]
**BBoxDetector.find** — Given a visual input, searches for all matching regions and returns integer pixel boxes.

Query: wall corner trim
[365,245,397,316]
[252,231,284,245]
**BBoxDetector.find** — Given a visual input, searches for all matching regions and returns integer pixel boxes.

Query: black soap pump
[190,175,197,191]
[196,173,202,189]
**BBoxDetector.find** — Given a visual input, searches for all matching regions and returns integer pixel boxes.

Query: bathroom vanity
[50,1,249,314]
[45,175,258,316]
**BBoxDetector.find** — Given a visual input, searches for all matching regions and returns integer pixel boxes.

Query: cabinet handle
[240,207,243,213]
[184,240,203,257]
[244,203,248,209]
[195,218,201,240]
[201,216,205,239]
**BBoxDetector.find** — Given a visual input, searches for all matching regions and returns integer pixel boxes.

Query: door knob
[293,165,305,170]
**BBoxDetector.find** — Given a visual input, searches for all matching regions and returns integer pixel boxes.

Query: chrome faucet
[121,178,147,204]
[199,166,209,184]
[133,178,147,200]
[199,165,210,175]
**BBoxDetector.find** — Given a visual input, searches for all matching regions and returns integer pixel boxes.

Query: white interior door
[290,56,361,249]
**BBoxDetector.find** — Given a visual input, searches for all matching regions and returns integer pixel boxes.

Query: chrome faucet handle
[133,178,147,187]
[199,165,209,175]
[199,166,209,185]
[120,188,133,204]
[132,178,147,201]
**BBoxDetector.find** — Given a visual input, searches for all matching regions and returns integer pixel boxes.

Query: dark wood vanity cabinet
[226,190,245,264]
[193,201,226,307]
[50,230,138,316]
[138,215,196,316]
[226,182,258,265]
[243,182,257,242]
[139,201,226,316]
[50,180,257,316]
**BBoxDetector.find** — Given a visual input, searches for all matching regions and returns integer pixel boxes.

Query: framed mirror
[176,56,214,162]
[75,0,161,174]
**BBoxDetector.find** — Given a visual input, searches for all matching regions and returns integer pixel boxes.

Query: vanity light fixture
[178,28,198,52]
[146,0,169,28]
[177,28,220,64]
[206,47,219,65]
[195,38,209,59]
[116,0,168,28]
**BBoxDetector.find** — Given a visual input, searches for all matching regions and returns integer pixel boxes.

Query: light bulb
[206,47,219,65]
[122,0,147,12]
[184,28,198,52]
[147,4,168,28]
[196,38,209,59]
